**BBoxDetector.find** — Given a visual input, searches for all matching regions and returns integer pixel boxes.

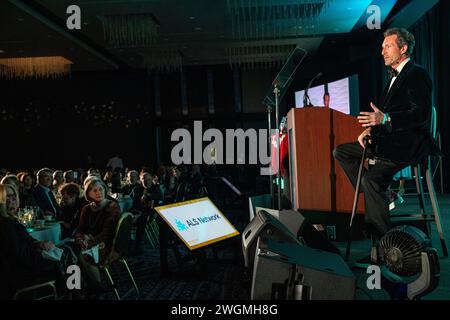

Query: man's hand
[358,128,372,149]
[357,102,384,127]
[39,241,55,251]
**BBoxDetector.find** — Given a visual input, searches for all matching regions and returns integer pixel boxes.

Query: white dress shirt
[388,57,411,91]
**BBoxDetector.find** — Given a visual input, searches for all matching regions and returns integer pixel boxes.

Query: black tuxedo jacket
[371,60,434,164]
[31,185,61,217]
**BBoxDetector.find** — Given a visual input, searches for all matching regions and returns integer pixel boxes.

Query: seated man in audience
[185,165,205,200]
[110,170,124,194]
[63,170,76,184]
[32,168,62,219]
[87,168,101,178]
[122,170,140,196]
[58,183,88,238]
[128,171,163,255]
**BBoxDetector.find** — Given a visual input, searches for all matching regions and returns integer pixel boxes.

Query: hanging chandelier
[98,13,160,48]
[227,0,333,40]
[142,50,183,73]
[0,56,72,79]
[227,44,296,69]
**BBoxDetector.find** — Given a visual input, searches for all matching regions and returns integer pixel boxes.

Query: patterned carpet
[98,233,249,300]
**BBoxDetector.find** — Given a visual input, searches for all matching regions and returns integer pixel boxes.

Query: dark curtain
[409,0,450,192]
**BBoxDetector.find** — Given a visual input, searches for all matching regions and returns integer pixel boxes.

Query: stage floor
[334,193,450,300]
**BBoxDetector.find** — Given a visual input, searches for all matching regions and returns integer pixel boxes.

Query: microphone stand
[303,72,322,108]
[266,104,274,209]
[303,88,311,108]
[261,47,308,211]
[274,84,281,210]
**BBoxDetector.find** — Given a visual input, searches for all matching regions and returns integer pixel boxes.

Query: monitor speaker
[242,209,300,271]
[255,208,341,255]
[251,237,355,300]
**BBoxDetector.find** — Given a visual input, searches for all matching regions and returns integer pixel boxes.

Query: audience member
[32,168,62,219]
[58,183,88,238]
[63,170,76,184]
[0,184,60,299]
[75,178,120,290]
[18,172,37,208]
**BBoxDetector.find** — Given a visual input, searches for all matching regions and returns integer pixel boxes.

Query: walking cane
[344,136,370,262]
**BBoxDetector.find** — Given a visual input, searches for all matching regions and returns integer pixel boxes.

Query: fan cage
[379,226,430,277]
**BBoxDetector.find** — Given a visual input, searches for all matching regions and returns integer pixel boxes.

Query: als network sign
[155,197,240,250]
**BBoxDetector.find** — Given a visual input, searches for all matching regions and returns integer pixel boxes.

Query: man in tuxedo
[333,28,434,266]
[32,168,62,219]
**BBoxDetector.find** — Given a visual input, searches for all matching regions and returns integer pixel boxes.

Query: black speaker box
[242,209,300,271]
[255,208,341,255]
[251,237,355,300]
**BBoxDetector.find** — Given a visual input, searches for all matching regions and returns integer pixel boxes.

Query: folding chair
[101,212,140,300]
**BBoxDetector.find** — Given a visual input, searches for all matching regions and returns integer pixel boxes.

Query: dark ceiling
[0,0,438,72]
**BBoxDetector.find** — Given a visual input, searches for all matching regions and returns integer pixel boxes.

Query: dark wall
[0,65,267,171]
[2,1,449,191]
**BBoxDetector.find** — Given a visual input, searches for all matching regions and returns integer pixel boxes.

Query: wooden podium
[286,107,365,215]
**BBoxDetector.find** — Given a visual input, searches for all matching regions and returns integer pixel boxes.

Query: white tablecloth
[29,222,62,245]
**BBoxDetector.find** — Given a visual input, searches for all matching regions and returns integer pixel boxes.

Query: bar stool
[390,106,447,256]
[390,162,448,257]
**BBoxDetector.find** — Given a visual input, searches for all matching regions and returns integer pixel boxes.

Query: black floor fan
[378,225,440,300]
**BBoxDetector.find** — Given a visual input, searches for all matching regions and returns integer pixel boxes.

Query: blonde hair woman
[0,184,58,299]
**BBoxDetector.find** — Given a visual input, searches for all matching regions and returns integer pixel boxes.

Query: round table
[29,222,62,245]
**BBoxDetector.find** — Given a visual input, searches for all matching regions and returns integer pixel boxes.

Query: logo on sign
[186,214,221,227]
[175,219,188,231]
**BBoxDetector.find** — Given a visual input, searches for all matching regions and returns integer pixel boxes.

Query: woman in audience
[18,172,37,208]
[102,168,113,188]
[53,170,64,193]
[0,184,59,299]
[1,175,20,193]
[75,178,120,289]
[166,166,181,201]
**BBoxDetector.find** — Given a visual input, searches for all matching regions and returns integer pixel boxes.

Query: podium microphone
[303,72,323,107]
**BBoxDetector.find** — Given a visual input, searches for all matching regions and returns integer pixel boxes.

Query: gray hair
[384,28,415,56]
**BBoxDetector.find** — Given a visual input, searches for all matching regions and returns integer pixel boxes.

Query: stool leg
[425,167,448,257]
[413,165,426,217]
[370,236,378,264]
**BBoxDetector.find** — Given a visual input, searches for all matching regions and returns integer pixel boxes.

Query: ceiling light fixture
[227,0,333,40]
[142,50,183,73]
[98,13,160,48]
[0,56,72,79]
[227,44,296,70]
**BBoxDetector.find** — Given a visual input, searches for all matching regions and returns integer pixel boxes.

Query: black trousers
[333,142,407,237]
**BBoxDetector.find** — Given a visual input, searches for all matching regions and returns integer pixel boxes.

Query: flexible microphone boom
[303,72,323,107]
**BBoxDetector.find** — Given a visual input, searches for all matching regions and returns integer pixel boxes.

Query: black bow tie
[388,68,399,80]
